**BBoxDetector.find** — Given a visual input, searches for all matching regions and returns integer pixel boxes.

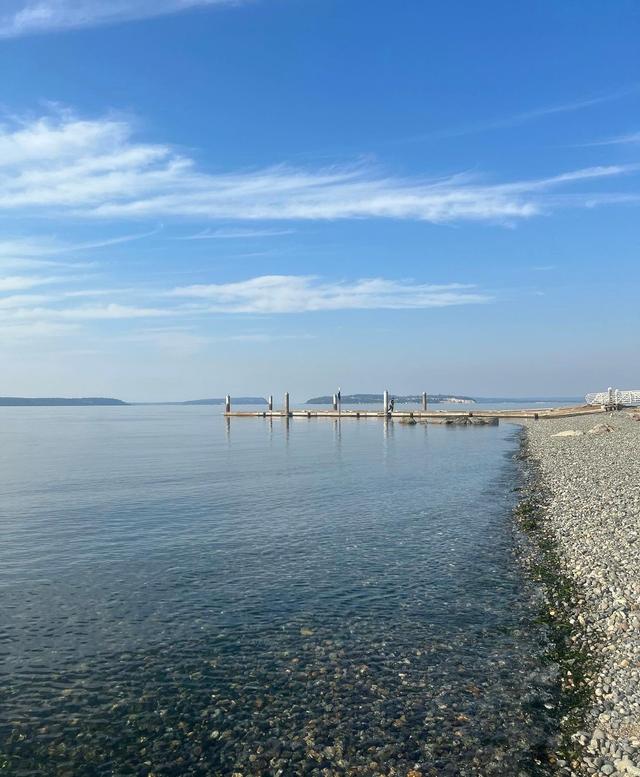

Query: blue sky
[0,0,639,400]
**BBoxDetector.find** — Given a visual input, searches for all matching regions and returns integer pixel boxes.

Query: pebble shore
[523,411,640,777]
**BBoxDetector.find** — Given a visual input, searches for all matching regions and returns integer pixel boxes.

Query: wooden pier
[223,393,606,421]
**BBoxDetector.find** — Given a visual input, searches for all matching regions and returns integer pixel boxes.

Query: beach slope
[524,412,640,776]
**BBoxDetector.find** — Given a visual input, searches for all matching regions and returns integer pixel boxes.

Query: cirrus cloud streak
[170,275,491,313]
[0,273,491,340]
[1,113,635,225]
[0,0,241,38]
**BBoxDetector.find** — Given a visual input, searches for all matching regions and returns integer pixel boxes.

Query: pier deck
[224,405,606,421]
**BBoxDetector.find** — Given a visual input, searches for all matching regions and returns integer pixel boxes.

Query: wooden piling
[383,389,389,416]
[268,395,273,411]
[422,392,427,411]
[283,392,290,416]
[332,394,338,411]
[225,395,231,413]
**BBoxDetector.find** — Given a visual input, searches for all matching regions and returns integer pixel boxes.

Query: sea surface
[0,407,557,776]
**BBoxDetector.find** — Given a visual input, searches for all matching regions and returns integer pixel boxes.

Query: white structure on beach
[585,388,640,407]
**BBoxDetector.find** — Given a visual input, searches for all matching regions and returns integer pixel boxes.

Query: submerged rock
[444,416,500,427]
[469,417,499,426]
[449,416,471,425]
[423,416,499,426]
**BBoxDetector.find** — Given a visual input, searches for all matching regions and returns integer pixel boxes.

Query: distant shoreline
[0,397,127,407]
[306,393,475,405]
[0,397,267,407]
[1,395,582,407]
[306,394,582,405]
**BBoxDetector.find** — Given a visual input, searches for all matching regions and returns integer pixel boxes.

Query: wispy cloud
[170,275,491,313]
[0,237,84,269]
[2,303,173,321]
[0,230,157,269]
[0,293,53,308]
[493,164,638,194]
[581,131,640,147]
[406,86,640,142]
[0,0,242,38]
[0,272,491,345]
[0,288,137,310]
[62,228,163,251]
[0,274,67,292]
[179,227,295,240]
[1,112,636,226]
[0,321,80,339]
[61,287,135,298]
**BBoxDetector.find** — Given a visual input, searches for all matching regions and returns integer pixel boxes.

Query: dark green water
[0,407,556,776]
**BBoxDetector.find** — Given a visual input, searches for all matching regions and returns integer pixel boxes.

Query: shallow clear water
[0,407,555,776]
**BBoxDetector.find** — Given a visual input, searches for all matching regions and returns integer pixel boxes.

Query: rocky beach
[522,411,640,777]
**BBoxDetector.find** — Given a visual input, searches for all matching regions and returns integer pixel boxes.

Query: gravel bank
[523,411,640,777]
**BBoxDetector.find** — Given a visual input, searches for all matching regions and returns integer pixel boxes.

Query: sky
[0,0,639,401]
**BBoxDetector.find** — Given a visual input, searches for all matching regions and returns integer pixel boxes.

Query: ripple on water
[0,408,557,775]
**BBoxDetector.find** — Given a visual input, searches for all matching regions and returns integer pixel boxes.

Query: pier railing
[585,389,640,408]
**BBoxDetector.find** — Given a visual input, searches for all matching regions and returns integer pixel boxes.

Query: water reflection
[332,416,342,447]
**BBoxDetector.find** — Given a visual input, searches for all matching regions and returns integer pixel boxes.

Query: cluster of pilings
[224,392,429,416]
[222,393,606,421]
[225,393,286,413]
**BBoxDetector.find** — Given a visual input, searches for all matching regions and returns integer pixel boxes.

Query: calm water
[0,407,556,776]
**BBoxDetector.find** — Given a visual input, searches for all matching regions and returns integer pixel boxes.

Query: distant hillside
[306,393,475,405]
[0,397,127,406]
[180,397,267,406]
